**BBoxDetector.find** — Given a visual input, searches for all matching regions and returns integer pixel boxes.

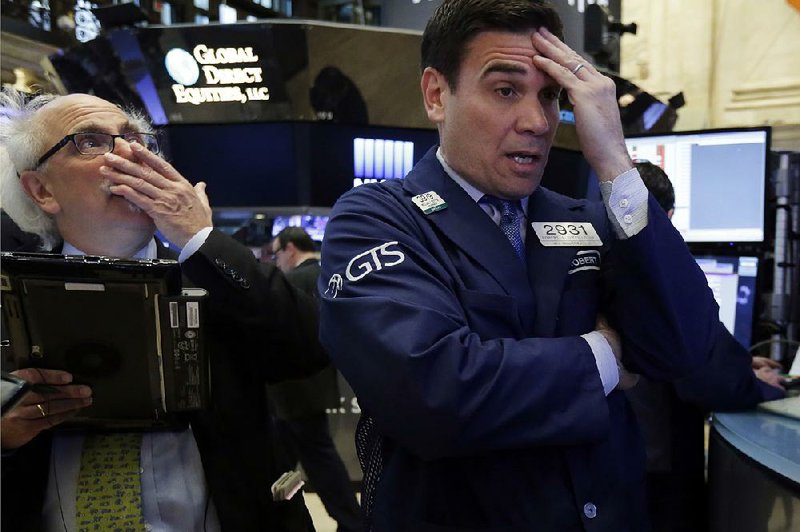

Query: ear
[18,171,61,215]
[421,67,448,124]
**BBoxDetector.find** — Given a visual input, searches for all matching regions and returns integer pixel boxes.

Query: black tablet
[1,371,30,416]
[1,252,208,430]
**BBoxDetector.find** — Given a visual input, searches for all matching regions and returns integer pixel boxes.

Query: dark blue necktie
[483,196,525,261]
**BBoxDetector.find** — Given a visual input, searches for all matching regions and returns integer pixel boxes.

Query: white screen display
[625,129,768,243]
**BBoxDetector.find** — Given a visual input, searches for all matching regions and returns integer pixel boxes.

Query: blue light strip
[354,138,415,180]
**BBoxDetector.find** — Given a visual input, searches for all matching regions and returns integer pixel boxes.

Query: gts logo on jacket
[345,241,405,282]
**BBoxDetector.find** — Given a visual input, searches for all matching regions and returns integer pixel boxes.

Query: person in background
[628,160,785,532]
[636,160,676,217]
[0,88,326,531]
[268,226,362,532]
[316,1,785,530]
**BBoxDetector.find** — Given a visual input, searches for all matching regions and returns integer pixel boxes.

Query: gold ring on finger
[36,403,47,418]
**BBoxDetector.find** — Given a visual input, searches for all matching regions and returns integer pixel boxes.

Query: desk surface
[713,410,800,485]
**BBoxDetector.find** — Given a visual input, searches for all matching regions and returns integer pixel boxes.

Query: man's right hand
[1,369,92,450]
[595,316,640,390]
[101,144,214,248]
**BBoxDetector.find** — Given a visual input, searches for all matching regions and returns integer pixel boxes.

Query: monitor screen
[271,214,330,242]
[625,128,770,243]
[693,254,759,348]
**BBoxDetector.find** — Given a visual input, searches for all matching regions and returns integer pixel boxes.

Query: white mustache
[100,179,143,214]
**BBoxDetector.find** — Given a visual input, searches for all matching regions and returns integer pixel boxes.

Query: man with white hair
[0,88,325,531]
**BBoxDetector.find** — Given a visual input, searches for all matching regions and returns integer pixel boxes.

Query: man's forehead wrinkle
[67,111,132,133]
[42,98,131,135]
[481,46,537,62]
[70,120,136,134]
[485,44,537,57]
[478,46,538,75]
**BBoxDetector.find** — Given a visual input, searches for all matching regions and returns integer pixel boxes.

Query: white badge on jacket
[530,222,603,247]
[411,191,448,215]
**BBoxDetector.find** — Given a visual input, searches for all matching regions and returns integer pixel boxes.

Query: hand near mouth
[98,143,213,247]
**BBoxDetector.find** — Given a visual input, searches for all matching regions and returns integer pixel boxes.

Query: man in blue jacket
[318,1,783,530]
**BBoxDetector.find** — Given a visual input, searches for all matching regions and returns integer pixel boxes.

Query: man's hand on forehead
[477,34,539,75]
[529,27,587,71]
[529,27,632,182]
[477,35,558,87]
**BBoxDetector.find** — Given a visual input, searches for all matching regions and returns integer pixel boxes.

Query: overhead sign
[133,23,303,123]
[165,44,271,106]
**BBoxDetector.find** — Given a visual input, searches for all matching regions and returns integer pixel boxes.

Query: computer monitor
[271,214,330,242]
[625,128,770,244]
[693,254,759,348]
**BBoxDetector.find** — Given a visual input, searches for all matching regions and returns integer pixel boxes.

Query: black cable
[748,338,800,355]
[203,492,210,532]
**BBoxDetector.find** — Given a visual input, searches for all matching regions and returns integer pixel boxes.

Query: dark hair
[635,161,675,213]
[276,226,316,253]
[421,0,563,92]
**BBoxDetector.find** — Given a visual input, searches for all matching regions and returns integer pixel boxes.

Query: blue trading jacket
[318,147,768,532]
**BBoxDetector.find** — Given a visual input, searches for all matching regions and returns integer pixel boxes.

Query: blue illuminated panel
[353,137,415,186]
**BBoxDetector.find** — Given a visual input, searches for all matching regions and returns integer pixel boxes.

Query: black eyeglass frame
[270,245,286,261]
[33,132,159,170]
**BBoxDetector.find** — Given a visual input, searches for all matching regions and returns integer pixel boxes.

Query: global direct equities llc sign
[164,44,271,105]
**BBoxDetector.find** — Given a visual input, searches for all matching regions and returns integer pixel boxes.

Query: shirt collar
[436,147,529,212]
[62,238,158,259]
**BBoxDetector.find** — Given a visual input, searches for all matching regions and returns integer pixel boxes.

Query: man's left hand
[752,356,782,371]
[595,315,640,391]
[754,367,786,391]
[100,143,213,247]
[531,27,632,182]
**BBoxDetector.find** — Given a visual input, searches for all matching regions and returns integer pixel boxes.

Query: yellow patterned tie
[75,433,146,531]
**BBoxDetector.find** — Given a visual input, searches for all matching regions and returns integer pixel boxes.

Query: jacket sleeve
[672,321,785,409]
[319,187,612,460]
[603,195,723,381]
[602,195,783,405]
[180,229,327,383]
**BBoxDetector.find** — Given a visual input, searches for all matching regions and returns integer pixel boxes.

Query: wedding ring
[36,403,47,418]
[571,63,586,75]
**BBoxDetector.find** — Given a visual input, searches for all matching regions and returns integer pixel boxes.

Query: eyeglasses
[33,132,159,169]
[270,246,285,261]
